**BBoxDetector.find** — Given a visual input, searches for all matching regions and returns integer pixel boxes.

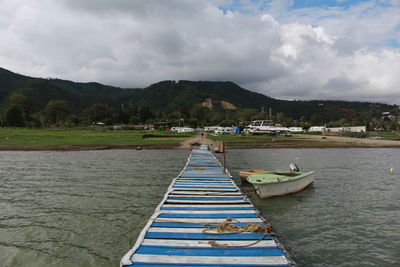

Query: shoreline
[0,144,178,151]
[1,133,399,151]
[1,143,400,151]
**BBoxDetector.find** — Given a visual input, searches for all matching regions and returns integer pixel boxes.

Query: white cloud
[0,0,399,104]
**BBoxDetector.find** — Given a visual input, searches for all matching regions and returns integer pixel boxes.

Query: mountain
[0,67,398,122]
[0,67,144,113]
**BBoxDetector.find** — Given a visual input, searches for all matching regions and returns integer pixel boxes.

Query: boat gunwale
[247,171,315,184]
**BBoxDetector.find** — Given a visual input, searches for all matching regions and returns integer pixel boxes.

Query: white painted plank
[174,184,236,188]
[167,195,244,198]
[130,254,288,265]
[177,179,232,182]
[166,200,248,204]
[172,188,239,192]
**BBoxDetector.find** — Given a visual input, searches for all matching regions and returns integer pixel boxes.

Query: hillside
[0,67,398,124]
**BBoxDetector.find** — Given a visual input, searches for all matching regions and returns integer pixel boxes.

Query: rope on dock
[202,220,275,235]
[207,237,266,248]
[124,217,276,249]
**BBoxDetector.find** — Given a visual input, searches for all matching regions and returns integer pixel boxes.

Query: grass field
[0,128,195,149]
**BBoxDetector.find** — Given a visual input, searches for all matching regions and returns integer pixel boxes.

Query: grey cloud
[0,0,399,104]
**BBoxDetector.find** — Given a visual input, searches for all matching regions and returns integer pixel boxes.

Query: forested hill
[0,66,398,125]
[0,67,142,113]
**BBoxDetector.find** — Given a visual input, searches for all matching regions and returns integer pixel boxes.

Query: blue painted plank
[178,178,230,180]
[145,232,272,240]
[136,245,284,257]
[158,213,257,218]
[151,222,266,228]
[160,207,254,211]
[172,186,237,189]
[180,173,229,176]
[126,264,288,267]
[175,182,233,184]
[167,197,244,201]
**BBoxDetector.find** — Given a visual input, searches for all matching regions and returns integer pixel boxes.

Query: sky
[0,0,399,104]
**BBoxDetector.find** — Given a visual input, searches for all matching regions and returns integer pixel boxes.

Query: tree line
[1,93,399,131]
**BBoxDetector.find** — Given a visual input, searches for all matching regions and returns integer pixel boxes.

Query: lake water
[0,148,399,266]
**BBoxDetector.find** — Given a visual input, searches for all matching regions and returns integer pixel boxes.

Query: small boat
[239,169,271,182]
[247,165,314,198]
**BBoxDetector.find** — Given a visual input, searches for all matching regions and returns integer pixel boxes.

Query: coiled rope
[124,217,275,248]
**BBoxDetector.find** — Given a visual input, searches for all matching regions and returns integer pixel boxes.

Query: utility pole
[269,108,272,120]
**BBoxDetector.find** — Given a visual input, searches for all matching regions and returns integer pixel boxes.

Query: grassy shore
[1,128,399,151]
[0,128,195,150]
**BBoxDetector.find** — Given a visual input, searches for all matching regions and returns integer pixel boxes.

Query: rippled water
[0,149,188,267]
[0,148,399,266]
[225,148,400,267]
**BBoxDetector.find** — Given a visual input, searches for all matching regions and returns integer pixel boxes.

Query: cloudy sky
[1,0,399,104]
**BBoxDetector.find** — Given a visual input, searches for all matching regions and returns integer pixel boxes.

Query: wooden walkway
[121,145,292,266]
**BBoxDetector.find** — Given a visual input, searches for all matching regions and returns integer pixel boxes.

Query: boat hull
[252,173,314,198]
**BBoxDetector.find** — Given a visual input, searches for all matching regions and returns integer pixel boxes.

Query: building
[309,126,327,132]
[171,127,195,133]
[204,126,221,132]
[151,122,171,130]
[288,127,304,132]
[327,126,366,133]
[214,127,234,135]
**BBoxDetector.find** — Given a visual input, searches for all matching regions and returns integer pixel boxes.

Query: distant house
[327,126,366,133]
[214,127,234,135]
[288,127,304,133]
[204,126,220,132]
[309,126,327,132]
[171,127,195,133]
[151,122,171,130]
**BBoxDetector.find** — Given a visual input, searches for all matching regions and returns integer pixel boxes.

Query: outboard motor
[289,163,300,172]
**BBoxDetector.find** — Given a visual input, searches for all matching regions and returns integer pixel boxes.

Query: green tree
[239,108,255,122]
[186,118,199,128]
[5,105,25,127]
[8,93,33,121]
[85,103,114,122]
[190,105,205,121]
[138,106,154,123]
[127,101,138,117]
[66,114,85,126]
[43,100,71,123]
[310,113,321,125]
[129,116,140,124]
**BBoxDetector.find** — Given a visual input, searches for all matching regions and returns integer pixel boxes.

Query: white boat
[243,120,289,135]
[247,169,315,198]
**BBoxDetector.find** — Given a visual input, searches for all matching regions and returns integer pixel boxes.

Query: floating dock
[121,145,292,266]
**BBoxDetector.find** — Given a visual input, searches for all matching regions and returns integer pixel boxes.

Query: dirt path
[179,133,219,149]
